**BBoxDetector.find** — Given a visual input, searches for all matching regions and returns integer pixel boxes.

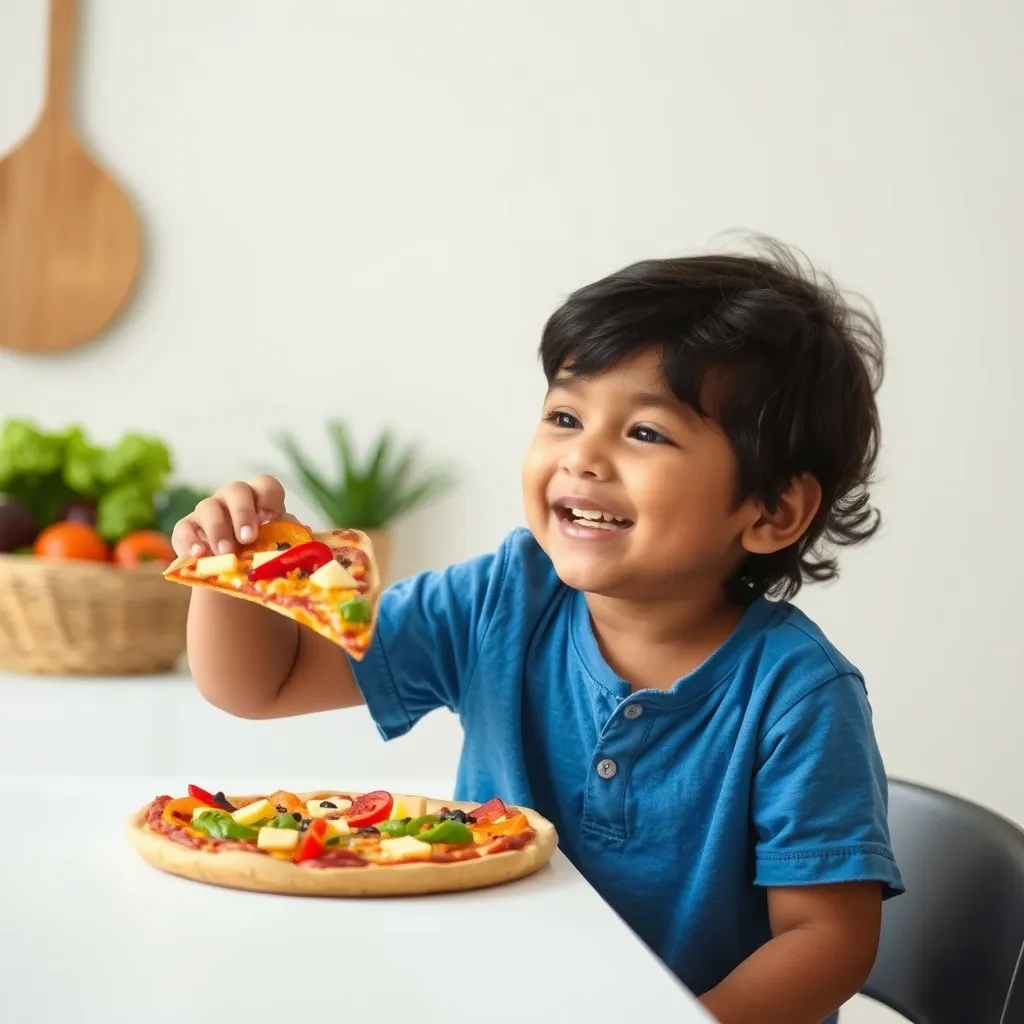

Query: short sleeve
[752,674,904,899]
[348,531,517,741]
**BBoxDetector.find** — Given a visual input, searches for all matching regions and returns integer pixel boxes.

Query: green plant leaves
[268,420,456,529]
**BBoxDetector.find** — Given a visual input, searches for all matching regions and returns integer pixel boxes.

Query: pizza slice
[162,520,380,659]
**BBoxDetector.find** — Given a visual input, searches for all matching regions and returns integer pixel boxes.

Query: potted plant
[268,420,456,583]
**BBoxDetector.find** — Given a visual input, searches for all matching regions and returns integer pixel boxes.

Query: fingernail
[190,544,204,556]
[258,510,273,524]
[238,525,255,543]
[217,540,233,554]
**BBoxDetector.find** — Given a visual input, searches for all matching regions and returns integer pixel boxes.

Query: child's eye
[546,411,580,429]
[631,425,669,445]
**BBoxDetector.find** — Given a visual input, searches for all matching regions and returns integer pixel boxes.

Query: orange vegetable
[267,790,305,815]
[255,520,312,549]
[474,811,531,837]
[33,521,109,562]
[162,796,206,828]
[113,530,176,568]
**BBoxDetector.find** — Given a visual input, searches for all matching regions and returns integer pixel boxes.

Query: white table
[0,776,712,1024]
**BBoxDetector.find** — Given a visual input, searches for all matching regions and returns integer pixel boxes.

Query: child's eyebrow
[626,391,684,413]
[546,379,686,415]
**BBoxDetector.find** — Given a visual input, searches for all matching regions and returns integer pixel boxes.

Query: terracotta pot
[361,528,393,587]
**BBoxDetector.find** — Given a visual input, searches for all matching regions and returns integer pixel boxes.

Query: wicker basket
[0,554,191,676]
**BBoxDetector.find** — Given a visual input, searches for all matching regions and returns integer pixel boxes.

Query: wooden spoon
[0,0,142,354]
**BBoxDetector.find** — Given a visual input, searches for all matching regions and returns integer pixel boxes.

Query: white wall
[1,4,1021,1020]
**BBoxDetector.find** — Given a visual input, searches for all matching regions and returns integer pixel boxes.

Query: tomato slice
[295,818,329,862]
[187,784,218,807]
[467,797,506,825]
[345,790,394,828]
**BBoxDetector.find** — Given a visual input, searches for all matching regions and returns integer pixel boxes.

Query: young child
[173,237,903,1024]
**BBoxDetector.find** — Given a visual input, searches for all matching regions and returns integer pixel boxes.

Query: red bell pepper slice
[247,540,333,582]
[295,818,329,862]
[467,797,506,825]
[187,784,218,807]
[345,790,394,828]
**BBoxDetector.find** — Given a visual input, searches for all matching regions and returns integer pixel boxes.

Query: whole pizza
[162,520,380,659]
[126,784,559,897]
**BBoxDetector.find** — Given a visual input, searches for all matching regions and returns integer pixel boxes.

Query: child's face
[521,348,760,600]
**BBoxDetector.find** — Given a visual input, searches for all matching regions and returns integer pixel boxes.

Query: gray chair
[860,778,1024,1023]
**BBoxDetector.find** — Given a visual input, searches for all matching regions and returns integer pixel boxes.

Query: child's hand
[170,475,306,557]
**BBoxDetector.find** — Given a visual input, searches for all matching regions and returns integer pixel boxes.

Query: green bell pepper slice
[190,809,259,841]
[405,814,439,837]
[376,819,410,838]
[339,597,372,623]
[415,820,474,845]
[267,813,299,830]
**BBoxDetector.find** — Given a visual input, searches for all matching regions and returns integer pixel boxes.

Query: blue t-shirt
[350,528,903,1012]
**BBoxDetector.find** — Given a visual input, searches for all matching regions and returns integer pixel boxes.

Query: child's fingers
[169,476,294,558]
[171,517,205,557]
[248,475,287,524]
[192,496,238,555]
[218,480,262,545]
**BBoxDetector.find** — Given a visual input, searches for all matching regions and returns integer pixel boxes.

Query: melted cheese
[257,827,299,852]
[232,799,273,826]
[377,836,433,863]
[194,553,239,576]
[308,559,359,590]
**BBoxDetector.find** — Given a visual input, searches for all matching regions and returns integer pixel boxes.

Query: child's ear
[741,473,822,555]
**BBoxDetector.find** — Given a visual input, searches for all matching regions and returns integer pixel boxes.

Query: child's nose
[559,436,611,479]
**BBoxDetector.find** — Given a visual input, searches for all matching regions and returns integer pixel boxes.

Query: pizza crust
[125,792,559,897]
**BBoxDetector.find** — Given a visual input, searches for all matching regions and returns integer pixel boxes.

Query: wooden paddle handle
[45,0,78,123]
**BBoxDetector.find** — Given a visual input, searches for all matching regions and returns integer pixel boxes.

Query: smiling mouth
[553,505,635,531]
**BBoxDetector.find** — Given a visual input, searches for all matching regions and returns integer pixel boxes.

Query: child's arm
[699,881,881,1024]
[704,669,903,1023]
[184,588,362,718]
[173,476,364,719]
[173,475,522,726]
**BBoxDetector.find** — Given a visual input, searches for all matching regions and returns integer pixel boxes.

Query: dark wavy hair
[538,236,884,604]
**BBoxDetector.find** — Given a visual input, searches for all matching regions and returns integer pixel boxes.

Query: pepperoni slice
[467,797,506,825]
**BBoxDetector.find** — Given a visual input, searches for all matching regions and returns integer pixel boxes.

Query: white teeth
[569,508,627,524]
[574,519,620,530]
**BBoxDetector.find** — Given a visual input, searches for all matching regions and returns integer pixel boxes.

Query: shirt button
[624,703,643,720]
[597,758,618,780]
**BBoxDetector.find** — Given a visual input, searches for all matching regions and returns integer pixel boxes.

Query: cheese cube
[326,817,351,837]
[400,797,426,819]
[308,559,359,590]
[231,799,273,827]
[306,797,352,818]
[257,827,300,852]
[251,549,285,569]
[194,552,239,577]
[378,836,433,863]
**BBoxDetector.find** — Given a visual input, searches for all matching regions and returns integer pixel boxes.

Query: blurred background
[0,3,1021,1019]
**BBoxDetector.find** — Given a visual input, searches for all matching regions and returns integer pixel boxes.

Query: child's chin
[549,553,620,595]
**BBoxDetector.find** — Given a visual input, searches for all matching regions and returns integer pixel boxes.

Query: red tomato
[346,790,394,828]
[295,818,329,862]
[112,530,176,568]
[33,521,109,562]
